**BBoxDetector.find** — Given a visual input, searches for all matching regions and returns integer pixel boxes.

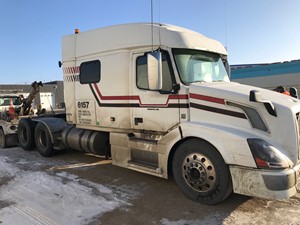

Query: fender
[158,121,257,179]
[174,121,257,168]
[157,125,183,179]
[32,117,68,144]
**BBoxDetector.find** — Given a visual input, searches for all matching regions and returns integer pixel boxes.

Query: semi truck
[11,23,300,205]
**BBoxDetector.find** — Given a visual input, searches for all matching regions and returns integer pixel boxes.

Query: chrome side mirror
[147,51,162,90]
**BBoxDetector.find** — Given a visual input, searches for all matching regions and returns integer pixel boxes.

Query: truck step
[128,148,160,172]
[128,133,162,152]
[128,160,162,174]
[128,160,158,170]
[128,136,158,144]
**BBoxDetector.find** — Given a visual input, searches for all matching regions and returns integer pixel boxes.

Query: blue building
[230,60,300,93]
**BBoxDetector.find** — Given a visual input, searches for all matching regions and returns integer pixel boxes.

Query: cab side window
[136,52,173,92]
[79,60,101,84]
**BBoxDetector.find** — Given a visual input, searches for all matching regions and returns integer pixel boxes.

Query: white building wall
[40,92,55,110]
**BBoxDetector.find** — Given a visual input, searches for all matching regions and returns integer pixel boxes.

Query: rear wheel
[18,118,35,150]
[35,123,55,157]
[172,139,232,205]
[0,129,7,148]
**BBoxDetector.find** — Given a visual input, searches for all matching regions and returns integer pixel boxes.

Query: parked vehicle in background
[0,94,22,113]
[0,94,22,148]
[274,85,298,98]
[0,81,44,148]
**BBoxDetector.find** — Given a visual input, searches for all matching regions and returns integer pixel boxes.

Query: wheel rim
[182,153,217,192]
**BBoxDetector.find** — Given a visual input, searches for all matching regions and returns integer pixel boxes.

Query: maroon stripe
[189,93,224,104]
[190,102,246,119]
[92,84,189,107]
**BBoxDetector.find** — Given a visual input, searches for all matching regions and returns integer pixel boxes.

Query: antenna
[224,0,228,51]
[150,0,161,51]
[158,0,161,23]
[151,0,154,51]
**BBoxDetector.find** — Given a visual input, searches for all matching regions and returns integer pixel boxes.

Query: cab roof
[62,23,227,61]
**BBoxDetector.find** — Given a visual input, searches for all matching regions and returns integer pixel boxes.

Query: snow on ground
[161,197,300,225]
[0,155,139,225]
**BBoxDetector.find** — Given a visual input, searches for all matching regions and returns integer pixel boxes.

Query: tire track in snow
[0,156,76,225]
[1,182,78,225]
[11,202,59,225]
[0,152,141,225]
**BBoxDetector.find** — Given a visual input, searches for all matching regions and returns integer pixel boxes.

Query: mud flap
[6,134,18,147]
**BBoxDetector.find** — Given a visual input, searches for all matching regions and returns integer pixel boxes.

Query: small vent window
[79,60,101,84]
[227,102,268,132]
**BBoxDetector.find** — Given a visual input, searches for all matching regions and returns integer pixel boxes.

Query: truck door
[131,50,180,132]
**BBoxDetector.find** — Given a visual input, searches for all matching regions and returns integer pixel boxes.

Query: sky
[0,0,299,84]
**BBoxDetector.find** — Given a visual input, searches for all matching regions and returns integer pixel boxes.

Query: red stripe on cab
[189,93,225,104]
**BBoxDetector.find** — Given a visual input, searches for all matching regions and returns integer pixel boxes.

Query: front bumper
[294,163,300,192]
[230,164,300,200]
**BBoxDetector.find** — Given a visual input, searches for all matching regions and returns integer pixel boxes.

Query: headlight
[247,138,290,169]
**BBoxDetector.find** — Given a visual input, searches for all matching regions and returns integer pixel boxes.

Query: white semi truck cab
[16,23,300,205]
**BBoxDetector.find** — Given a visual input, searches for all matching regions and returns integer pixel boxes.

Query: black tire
[0,129,7,148]
[35,123,55,157]
[18,118,36,150]
[172,138,232,205]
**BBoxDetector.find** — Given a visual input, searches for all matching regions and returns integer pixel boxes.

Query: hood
[189,82,299,109]
[188,81,300,164]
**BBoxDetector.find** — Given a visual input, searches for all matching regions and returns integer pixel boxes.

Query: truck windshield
[173,49,230,84]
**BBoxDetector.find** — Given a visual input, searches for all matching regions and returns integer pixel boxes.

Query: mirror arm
[172,83,180,94]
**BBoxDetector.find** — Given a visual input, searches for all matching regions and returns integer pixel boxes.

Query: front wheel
[172,139,232,205]
[35,123,55,157]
